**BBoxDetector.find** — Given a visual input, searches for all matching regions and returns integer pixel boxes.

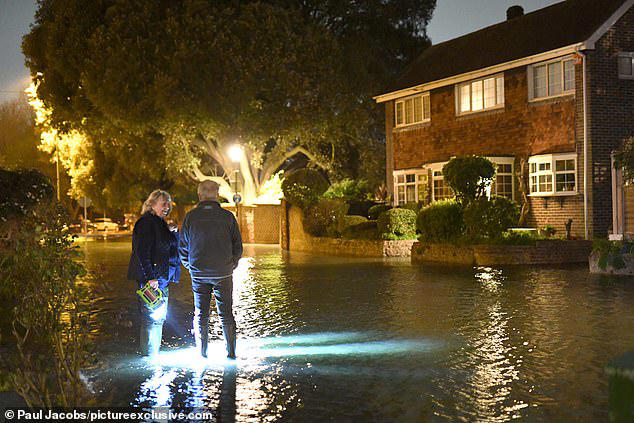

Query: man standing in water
[179,180,243,359]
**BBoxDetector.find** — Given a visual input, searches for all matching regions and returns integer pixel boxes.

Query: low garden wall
[280,201,415,257]
[412,240,593,265]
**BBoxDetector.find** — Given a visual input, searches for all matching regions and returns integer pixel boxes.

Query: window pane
[530,175,537,193]
[538,162,551,171]
[417,184,426,201]
[405,98,414,124]
[496,76,504,105]
[556,159,575,171]
[497,163,512,173]
[484,78,496,108]
[406,185,416,202]
[397,186,405,204]
[395,102,403,125]
[495,174,513,198]
[539,174,552,192]
[530,163,536,173]
[619,56,633,76]
[413,96,422,122]
[556,173,575,192]
[397,174,405,183]
[564,60,575,91]
[423,94,431,120]
[460,84,470,112]
[406,174,415,183]
[548,62,562,95]
[472,80,483,111]
[534,65,547,98]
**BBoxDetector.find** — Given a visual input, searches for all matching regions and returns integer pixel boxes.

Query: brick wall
[587,5,634,237]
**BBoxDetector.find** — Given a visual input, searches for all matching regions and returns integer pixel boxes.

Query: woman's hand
[149,279,159,289]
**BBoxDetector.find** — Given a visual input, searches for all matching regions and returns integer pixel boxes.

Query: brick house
[374,0,634,239]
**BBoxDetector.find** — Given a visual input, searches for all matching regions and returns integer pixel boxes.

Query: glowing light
[151,301,168,321]
[228,144,242,163]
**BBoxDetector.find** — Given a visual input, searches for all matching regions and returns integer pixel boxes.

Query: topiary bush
[302,198,348,237]
[281,168,329,210]
[368,204,391,220]
[377,208,417,240]
[442,156,495,205]
[398,202,421,214]
[417,200,464,243]
[463,196,519,240]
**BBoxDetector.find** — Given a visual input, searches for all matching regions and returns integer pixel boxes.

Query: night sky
[0,0,561,104]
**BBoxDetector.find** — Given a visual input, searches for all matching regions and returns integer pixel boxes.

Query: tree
[23,0,435,205]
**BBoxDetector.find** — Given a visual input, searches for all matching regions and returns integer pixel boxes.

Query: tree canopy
[23,0,435,206]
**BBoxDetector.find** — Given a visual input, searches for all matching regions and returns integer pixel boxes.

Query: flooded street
[79,240,634,422]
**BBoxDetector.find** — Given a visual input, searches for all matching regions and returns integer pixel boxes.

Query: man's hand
[149,279,159,289]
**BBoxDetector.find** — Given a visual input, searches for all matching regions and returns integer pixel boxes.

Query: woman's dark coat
[127,212,180,288]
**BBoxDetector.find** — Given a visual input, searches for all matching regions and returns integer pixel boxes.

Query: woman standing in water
[127,190,181,356]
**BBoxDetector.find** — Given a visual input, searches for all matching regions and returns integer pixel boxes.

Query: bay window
[529,153,577,196]
[394,170,428,205]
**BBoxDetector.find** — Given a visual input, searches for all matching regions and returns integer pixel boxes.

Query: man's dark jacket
[179,201,243,279]
[127,212,181,288]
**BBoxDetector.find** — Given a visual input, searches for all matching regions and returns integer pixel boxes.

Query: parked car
[93,218,119,231]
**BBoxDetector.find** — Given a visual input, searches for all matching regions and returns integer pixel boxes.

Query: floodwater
[79,240,634,422]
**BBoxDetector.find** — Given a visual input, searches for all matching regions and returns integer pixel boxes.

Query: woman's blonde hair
[140,190,172,215]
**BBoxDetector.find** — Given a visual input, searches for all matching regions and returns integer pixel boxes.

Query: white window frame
[455,73,504,116]
[618,52,634,79]
[393,169,429,206]
[394,92,431,127]
[528,56,575,101]
[528,153,577,196]
[487,156,515,200]
[428,162,453,202]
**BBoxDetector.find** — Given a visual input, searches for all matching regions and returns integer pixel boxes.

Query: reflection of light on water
[233,257,255,292]
[137,367,178,407]
[144,333,443,370]
[475,266,505,292]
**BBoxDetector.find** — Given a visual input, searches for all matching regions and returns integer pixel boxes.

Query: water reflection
[78,241,634,422]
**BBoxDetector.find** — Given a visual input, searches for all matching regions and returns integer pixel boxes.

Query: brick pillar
[280,199,289,250]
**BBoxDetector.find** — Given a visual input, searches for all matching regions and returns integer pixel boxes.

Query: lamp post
[228,144,243,225]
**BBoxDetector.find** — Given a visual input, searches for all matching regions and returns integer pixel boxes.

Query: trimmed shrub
[398,202,420,214]
[281,168,328,210]
[463,196,519,240]
[303,198,348,237]
[442,156,495,205]
[342,220,379,240]
[377,208,417,240]
[336,215,369,235]
[368,204,391,220]
[417,200,464,243]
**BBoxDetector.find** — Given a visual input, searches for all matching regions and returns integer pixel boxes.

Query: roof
[384,0,629,96]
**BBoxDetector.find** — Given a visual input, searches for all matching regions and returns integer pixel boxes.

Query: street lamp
[228,144,242,205]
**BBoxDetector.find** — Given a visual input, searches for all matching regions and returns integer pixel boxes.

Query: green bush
[463,196,519,240]
[303,198,348,237]
[398,202,420,214]
[442,156,495,205]
[0,168,55,221]
[0,168,90,406]
[417,200,464,243]
[377,208,417,240]
[335,215,369,235]
[368,204,391,220]
[342,220,379,240]
[281,168,329,210]
[323,178,372,201]
[593,239,630,270]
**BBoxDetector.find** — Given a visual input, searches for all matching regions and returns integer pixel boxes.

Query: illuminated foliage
[23,0,435,206]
